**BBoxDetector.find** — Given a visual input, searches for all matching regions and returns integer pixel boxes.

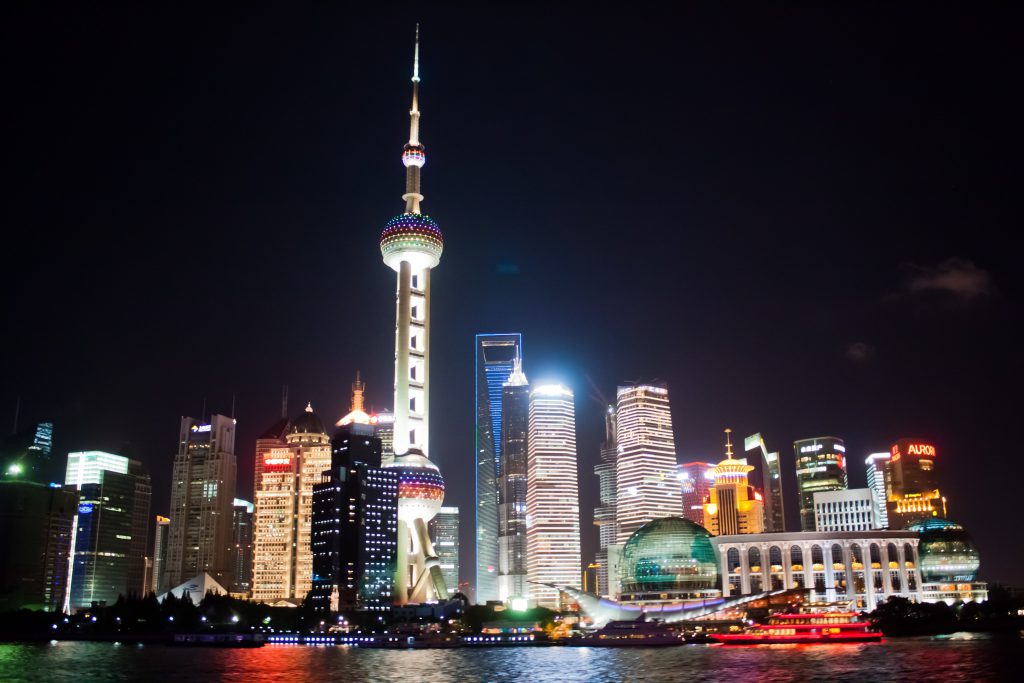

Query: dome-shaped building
[620,516,720,604]
[906,517,980,583]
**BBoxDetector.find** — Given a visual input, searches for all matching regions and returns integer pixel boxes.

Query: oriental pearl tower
[379,25,449,605]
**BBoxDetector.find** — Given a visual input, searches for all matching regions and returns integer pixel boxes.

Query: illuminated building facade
[0,480,77,612]
[497,358,529,602]
[164,415,237,591]
[704,430,764,536]
[1,421,53,483]
[614,383,681,544]
[744,433,785,532]
[379,28,449,605]
[65,451,151,609]
[151,515,170,593]
[476,333,522,603]
[526,384,582,609]
[593,406,618,597]
[251,404,331,603]
[712,530,923,611]
[813,488,877,532]
[253,416,289,500]
[678,460,715,528]
[430,506,460,596]
[230,498,254,594]
[886,439,946,529]
[310,420,398,612]
[864,452,891,529]
[793,436,848,531]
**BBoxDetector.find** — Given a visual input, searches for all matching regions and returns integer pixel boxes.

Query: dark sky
[3,3,1022,588]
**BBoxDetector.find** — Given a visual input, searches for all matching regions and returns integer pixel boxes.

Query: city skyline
[3,5,1021,591]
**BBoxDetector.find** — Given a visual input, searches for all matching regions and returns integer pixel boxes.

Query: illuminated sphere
[380,213,443,271]
[402,143,426,168]
[620,517,719,600]
[906,517,980,582]
[384,451,445,523]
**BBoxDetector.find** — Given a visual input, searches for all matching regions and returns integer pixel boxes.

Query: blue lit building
[1,421,54,483]
[475,333,522,603]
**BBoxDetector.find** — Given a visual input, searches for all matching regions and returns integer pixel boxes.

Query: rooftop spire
[351,371,366,413]
[724,428,734,459]
[408,24,421,145]
[401,24,426,214]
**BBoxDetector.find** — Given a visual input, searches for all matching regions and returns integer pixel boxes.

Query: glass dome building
[620,516,720,604]
[906,517,980,582]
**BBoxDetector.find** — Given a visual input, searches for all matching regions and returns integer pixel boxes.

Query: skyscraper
[251,404,331,603]
[253,416,289,501]
[865,452,892,529]
[310,417,398,613]
[678,461,715,528]
[164,414,237,591]
[430,506,460,597]
[744,432,786,532]
[1,421,53,483]
[614,383,681,544]
[793,436,848,531]
[886,438,945,528]
[593,406,618,597]
[497,357,529,602]
[475,333,522,603]
[151,515,170,593]
[0,480,77,612]
[65,451,151,609]
[526,384,582,609]
[378,27,449,605]
[230,498,254,594]
[703,430,764,536]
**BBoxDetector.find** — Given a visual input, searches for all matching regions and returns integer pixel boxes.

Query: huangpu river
[1,633,1021,682]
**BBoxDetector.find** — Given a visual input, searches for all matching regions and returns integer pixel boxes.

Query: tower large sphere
[384,451,445,523]
[380,213,443,271]
[620,516,719,600]
[907,517,981,582]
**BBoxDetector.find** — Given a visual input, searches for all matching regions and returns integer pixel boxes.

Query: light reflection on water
[0,635,1021,682]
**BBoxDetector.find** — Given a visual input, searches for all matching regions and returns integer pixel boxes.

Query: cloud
[899,259,995,301]
[845,342,874,363]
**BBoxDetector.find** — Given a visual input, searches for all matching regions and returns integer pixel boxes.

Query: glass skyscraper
[865,452,891,529]
[793,436,848,531]
[744,433,786,532]
[65,451,151,610]
[497,360,529,602]
[475,333,521,603]
[430,506,460,596]
[1,421,53,484]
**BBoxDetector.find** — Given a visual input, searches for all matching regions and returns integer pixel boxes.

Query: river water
[1,633,1021,682]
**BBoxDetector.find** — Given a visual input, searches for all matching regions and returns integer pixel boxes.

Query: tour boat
[571,619,683,647]
[713,612,882,645]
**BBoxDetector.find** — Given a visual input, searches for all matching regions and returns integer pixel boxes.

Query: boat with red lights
[713,612,882,645]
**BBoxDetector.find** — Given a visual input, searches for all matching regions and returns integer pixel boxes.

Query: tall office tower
[126,460,152,596]
[64,451,151,609]
[496,358,529,602]
[1,421,54,483]
[744,433,786,532]
[430,506,460,596]
[0,480,77,611]
[164,415,237,591]
[230,499,254,593]
[886,439,945,528]
[378,28,449,605]
[703,430,765,536]
[593,406,618,597]
[614,383,681,544]
[678,461,715,528]
[151,516,170,593]
[793,436,848,531]
[813,488,877,532]
[865,452,892,529]
[526,384,582,609]
[475,333,522,603]
[310,418,398,613]
[373,411,396,463]
[254,417,290,499]
[251,404,332,602]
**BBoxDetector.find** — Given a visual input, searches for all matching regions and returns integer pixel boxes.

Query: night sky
[4,3,1022,588]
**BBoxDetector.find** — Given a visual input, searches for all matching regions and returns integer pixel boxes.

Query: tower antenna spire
[724,428,734,459]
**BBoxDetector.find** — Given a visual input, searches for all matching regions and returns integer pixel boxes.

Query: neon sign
[263,456,293,467]
[78,503,93,514]
[907,443,936,457]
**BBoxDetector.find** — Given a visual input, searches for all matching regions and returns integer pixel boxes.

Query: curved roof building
[620,516,719,604]
[906,517,980,583]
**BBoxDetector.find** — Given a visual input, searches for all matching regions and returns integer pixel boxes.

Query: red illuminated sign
[263,454,293,469]
[907,443,936,457]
